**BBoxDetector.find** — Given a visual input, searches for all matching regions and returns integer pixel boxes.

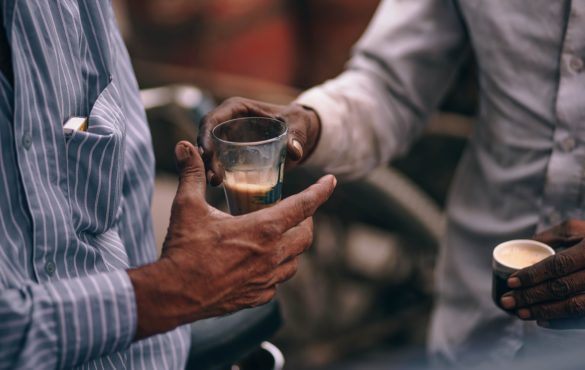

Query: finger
[533,219,585,249]
[174,141,206,198]
[256,175,336,234]
[277,218,314,263]
[269,257,300,286]
[505,270,585,308]
[252,287,277,307]
[510,241,585,288]
[281,104,320,164]
[234,287,277,309]
[538,317,585,330]
[516,293,585,321]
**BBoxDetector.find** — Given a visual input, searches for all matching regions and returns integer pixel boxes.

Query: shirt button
[44,261,56,276]
[569,56,584,73]
[22,133,32,150]
[560,137,576,152]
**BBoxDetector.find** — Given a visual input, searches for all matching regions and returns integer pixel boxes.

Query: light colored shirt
[0,1,189,369]
[297,0,585,366]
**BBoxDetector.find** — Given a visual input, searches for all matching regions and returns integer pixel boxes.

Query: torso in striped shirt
[0,1,190,368]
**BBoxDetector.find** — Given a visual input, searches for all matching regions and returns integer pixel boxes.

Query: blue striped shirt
[0,1,190,369]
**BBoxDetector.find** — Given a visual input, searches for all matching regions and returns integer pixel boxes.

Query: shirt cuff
[295,86,346,170]
[44,270,137,368]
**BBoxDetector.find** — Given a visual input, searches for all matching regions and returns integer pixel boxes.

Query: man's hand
[501,220,585,329]
[128,141,336,339]
[197,97,321,186]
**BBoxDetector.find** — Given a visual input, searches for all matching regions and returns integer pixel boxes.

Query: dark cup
[492,240,554,311]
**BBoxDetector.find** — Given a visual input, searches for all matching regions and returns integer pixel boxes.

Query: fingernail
[292,139,303,158]
[332,176,337,187]
[518,308,531,319]
[537,320,550,328]
[198,146,204,156]
[508,277,521,288]
[176,144,191,161]
[500,295,516,309]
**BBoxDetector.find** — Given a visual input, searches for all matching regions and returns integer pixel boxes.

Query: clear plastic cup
[212,117,287,215]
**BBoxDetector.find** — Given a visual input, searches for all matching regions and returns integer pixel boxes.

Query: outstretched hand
[197,97,321,185]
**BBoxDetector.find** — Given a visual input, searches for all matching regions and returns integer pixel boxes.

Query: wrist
[128,259,184,340]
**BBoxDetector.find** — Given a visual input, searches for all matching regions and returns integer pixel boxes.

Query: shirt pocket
[65,81,126,235]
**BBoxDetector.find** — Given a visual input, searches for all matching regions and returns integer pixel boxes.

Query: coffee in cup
[223,172,283,215]
[212,117,287,216]
[492,239,555,311]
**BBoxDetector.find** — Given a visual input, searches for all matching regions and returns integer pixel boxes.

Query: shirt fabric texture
[297,0,585,367]
[0,1,190,369]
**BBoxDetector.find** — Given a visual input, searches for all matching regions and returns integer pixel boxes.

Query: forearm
[297,71,410,179]
[0,271,136,369]
[296,0,468,179]
[128,260,198,340]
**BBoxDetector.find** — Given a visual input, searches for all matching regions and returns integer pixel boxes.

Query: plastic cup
[212,117,287,215]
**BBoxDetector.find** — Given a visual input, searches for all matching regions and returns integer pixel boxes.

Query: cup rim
[492,239,555,271]
[212,117,288,146]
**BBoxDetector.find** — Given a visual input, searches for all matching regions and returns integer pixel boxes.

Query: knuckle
[223,96,245,106]
[517,287,542,306]
[551,254,575,276]
[173,193,192,209]
[549,279,572,299]
[259,221,280,241]
[181,165,206,182]
[288,259,300,277]
[523,268,540,286]
[269,251,281,268]
[255,289,276,306]
[568,296,585,317]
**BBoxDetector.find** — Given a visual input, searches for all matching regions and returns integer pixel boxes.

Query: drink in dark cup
[212,117,287,215]
[492,240,554,311]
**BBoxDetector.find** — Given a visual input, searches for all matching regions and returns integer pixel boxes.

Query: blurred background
[112,1,477,368]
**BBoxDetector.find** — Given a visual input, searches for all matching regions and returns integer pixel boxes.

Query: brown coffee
[223,181,281,215]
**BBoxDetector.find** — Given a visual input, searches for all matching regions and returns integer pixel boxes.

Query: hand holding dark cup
[501,220,585,329]
[198,97,321,185]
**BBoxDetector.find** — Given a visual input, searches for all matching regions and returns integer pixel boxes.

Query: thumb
[175,141,206,199]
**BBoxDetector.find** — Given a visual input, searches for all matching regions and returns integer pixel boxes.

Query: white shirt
[296,0,585,366]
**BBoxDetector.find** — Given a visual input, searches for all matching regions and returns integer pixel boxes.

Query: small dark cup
[492,240,555,311]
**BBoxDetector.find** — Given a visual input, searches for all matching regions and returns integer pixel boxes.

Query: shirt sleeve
[296,0,469,179]
[0,270,137,370]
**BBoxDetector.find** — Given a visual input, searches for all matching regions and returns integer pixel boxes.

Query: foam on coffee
[494,242,552,269]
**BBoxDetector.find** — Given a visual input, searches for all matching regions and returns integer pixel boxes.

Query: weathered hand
[501,220,585,329]
[197,97,321,185]
[129,141,336,339]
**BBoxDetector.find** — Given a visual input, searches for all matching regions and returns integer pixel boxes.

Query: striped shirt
[0,1,190,369]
